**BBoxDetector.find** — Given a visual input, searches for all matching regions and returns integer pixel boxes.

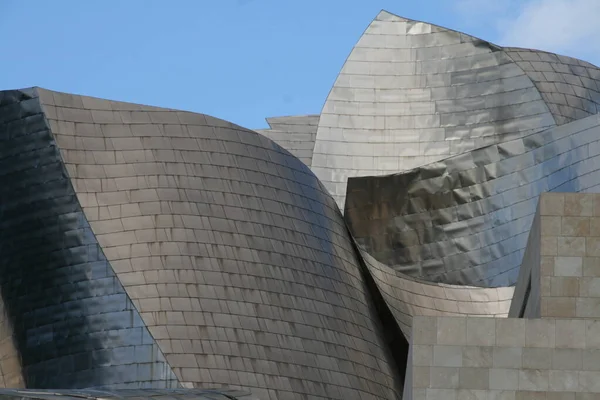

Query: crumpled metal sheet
[308,11,600,212]
[346,113,600,287]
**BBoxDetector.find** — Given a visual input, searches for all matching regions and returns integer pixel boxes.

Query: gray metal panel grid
[346,113,600,287]
[355,246,512,339]
[0,388,259,400]
[505,48,600,125]
[35,88,402,399]
[255,115,318,167]
[311,11,557,209]
[0,89,179,389]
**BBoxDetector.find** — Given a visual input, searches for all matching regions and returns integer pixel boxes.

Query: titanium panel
[345,113,600,287]
[255,115,318,167]
[0,389,258,400]
[356,244,512,338]
[312,10,557,209]
[38,89,402,399]
[0,89,179,389]
[505,48,600,125]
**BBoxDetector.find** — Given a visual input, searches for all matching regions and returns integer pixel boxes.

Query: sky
[1,0,598,129]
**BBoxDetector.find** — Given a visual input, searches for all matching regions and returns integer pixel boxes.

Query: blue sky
[1,0,598,128]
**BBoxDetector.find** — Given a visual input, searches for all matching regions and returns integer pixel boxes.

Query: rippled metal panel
[346,113,600,287]
[255,115,318,167]
[504,48,600,125]
[37,88,402,399]
[0,89,179,388]
[0,388,259,400]
[311,10,557,208]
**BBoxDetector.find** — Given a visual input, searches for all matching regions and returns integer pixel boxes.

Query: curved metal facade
[504,48,600,125]
[311,11,558,209]
[255,115,319,168]
[0,89,178,389]
[356,247,512,338]
[0,388,259,400]
[346,113,600,286]
[0,88,404,399]
[5,8,600,400]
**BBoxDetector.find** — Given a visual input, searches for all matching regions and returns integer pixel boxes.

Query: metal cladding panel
[37,89,402,399]
[255,115,319,168]
[355,246,512,339]
[345,113,600,287]
[0,388,259,400]
[0,89,179,389]
[504,48,600,125]
[312,10,557,209]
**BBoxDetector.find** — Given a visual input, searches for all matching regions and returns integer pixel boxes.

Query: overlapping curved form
[346,113,600,287]
[312,11,561,208]
[255,115,319,167]
[7,9,600,399]
[356,247,513,338]
[16,87,402,399]
[0,89,179,389]
[504,48,600,125]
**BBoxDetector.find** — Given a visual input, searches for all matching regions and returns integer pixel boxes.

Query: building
[1,9,600,400]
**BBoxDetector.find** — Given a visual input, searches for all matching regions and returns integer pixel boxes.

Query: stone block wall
[410,193,600,399]
[510,193,600,319]
[412,316,600,399]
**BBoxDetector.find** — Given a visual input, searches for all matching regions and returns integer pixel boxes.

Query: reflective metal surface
[0,89,178,389]
[6,9,600,399]
[0,388,258,400]
[504,48,600,125]
[238,12,600,291]
[355,245,513,339]
[311,11,558,209]
[346,113,600,287]
[255,115,318,167]
[32,88,402,399]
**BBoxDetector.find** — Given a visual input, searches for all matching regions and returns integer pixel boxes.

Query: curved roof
[503,47,600,124]
[310,10,600,209]
[26,87,402,398]
[255,115,319,167]
[0,84,520,396]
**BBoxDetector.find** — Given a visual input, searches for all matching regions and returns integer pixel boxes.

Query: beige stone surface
[412,194,600,399]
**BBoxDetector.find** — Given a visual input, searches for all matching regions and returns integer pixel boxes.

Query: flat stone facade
[511,193,600,319]
[412,316,600,398]
[410,193,600,399]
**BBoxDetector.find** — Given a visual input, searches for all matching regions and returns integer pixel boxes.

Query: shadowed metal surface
[0,89,179,388]
[255,115,318,167]
[0,388,258,400]
[36,88,403,399]
[346,113,600,287]
[504,48,600,125]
